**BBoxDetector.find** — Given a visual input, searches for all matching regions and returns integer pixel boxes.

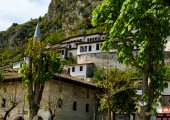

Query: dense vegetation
[92,68,139,120]
[92,0,170,119]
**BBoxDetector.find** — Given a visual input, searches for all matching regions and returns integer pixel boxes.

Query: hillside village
[2,27,129,120]
[0,0,170,120]
[0,23,170,120]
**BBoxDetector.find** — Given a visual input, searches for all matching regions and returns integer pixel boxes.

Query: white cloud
[0,0,51,31]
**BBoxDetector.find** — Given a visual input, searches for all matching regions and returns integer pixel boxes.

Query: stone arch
[37,109,51,120]
[13,116,24,120]
[38,116,43,120]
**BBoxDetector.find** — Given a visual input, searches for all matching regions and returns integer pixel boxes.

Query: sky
[0,0,51,31]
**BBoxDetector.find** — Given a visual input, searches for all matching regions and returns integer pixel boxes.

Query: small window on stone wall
[58,98,63,108]
[87,89,89,99]
[73,101,77,111]
[86,104,89,112]
[1,98,6,108]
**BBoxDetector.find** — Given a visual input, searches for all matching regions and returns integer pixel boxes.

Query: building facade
[0,71,98,120]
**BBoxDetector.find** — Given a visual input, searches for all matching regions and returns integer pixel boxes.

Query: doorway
[14,116,24,120]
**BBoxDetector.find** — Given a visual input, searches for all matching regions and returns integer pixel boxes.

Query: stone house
[0,70,98,120]
[6,32,170,120]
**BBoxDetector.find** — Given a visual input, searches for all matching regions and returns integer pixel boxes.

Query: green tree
[92,0,170,119]
[92,68,138,120]
[20,38,61,120]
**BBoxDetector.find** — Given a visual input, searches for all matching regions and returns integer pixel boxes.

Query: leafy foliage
[61,56,77,65]
[92,0,170,118]
[20,38,61,119]
[92,68,138,113]
[93,0,170,68]
[20,38,61,84]
[0,70,4,84]
[147,66,170,110]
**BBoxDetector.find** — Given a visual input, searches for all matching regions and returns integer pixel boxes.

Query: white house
[64,63,96,79]
[58,47,68,59]
[12,57,29,69]
[77,40,104,55]
[57,33,105,59]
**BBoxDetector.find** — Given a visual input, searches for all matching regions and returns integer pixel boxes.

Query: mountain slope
[0,0,102,66]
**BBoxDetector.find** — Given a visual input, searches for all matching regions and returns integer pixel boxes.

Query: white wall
[13,57,29,69]
[59,49,67,59]
[67,49,77,57]
[69,42,77,49]
[69,36,84,42]
[165,36,170,51]
[13,62,20,69]
[65,65,87,78]
[60,43,67,48]
[84,34,101,42]
[77,42,103,55]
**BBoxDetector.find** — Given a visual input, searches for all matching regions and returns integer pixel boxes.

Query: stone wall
[77,52,125,69]
[45,80,97,120]
[0,79,97,120]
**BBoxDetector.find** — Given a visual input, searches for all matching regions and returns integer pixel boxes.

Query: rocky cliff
[0,0,102,65]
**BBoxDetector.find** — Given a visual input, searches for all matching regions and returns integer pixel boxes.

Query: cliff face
[0,0,102,65]
[47,0,102,35]
[0,0,102,47]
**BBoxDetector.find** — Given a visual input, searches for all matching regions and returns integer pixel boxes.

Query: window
[98,37,100,40]
[68,68,70,74]
[61,50,64,55]
[89,46,91,51]
[96,44,100,50]
[80,46,84,52]
[84,46,87,52]
[59,50,64,55]
[90,38,92,41]
[80,66,83,71]
[73,101,77,111]
[86,104,89,112]
[72,67,75,72]
[1,98,6,108]
[69,45,72,48]
[69,53,72,57]
[58,99,63,108]
[87,89,89,99]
